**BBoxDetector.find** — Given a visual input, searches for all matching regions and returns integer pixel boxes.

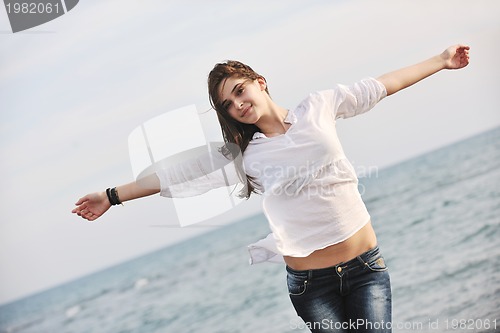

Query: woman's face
[218,76,268,124]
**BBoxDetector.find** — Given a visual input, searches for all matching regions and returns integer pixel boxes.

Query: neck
[255,101,289,137]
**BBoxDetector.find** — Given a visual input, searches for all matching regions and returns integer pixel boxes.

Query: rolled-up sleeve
[333,77,387,119]
[153,146,245,198]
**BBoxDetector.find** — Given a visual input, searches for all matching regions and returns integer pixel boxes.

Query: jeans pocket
[366,256,388,272]
[287,274,309,296]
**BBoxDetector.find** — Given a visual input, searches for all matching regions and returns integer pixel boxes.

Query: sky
[1,0,499,305]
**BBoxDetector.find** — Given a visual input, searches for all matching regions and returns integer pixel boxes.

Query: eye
[236,87,244,95]
[223,99,235,112]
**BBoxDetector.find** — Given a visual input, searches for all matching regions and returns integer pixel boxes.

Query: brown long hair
[208,60,269,198]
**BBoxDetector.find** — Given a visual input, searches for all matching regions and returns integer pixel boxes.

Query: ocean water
[1,127,499,333]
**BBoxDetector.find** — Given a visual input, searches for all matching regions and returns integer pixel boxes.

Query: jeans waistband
[286,246,381,278]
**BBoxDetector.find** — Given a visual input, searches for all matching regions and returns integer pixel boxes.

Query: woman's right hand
[72,192,111,221]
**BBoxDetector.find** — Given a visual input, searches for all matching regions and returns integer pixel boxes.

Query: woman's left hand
[441,44,470,70]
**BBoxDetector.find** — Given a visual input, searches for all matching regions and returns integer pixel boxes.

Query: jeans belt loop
[356,255,368,267]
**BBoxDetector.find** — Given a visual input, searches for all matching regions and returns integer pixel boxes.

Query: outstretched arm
[72,143,244,221]
[72,175,160,221]
[377,44,470,96]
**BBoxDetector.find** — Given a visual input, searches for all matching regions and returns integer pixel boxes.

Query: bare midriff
[283,221,378,270]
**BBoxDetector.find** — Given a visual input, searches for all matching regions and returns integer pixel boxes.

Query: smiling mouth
[241,106,251,117]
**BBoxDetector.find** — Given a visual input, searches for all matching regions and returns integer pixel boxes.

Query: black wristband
[106,188,113,205]
[110,187,122,205]
[106,187,121,205]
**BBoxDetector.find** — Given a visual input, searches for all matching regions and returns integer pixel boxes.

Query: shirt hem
[279,216,372,258]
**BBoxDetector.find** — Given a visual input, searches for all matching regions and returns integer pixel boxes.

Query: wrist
[99,191,112,208]
[106,187,123,206]
[437,53,449,70]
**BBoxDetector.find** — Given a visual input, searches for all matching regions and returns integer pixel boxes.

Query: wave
[134,278,149,290]
[65,305,81,318]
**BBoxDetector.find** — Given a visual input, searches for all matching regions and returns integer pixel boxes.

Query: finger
[77,206,89,216]
[71,204,86,214]
[457,45,470,54]
[86,210,99,218]
[75,196,89,205]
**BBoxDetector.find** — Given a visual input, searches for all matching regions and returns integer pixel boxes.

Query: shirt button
[337,267,342,273]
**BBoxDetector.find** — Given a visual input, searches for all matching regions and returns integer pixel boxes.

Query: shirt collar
[251,109,296,140]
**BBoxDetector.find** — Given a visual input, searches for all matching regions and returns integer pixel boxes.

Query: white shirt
[245,77,387,263]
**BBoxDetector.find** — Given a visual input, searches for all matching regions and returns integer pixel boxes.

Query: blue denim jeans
[286,246,392,333]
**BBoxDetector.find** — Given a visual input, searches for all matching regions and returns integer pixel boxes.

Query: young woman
[73,44,470,332]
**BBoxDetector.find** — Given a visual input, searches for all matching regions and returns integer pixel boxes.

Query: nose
[233,99,243,110]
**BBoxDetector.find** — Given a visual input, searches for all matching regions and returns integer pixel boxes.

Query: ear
[257,77,267,91]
